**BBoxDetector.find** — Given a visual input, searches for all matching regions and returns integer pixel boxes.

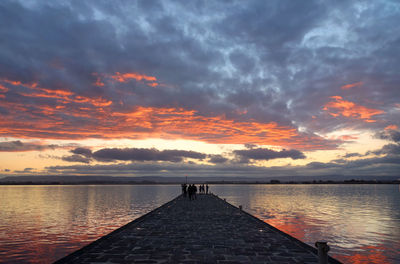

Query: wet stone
[54,194,336,264]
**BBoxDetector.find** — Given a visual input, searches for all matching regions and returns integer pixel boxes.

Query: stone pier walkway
[55,194,341,264]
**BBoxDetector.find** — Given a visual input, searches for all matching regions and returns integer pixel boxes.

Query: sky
[1,0,399,179]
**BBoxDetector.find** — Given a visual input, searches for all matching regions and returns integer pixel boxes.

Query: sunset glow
[0,0,398,179]
[1,2,400,264]
[323,96,384,123]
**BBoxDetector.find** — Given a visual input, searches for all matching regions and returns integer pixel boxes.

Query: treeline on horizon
[0,179,399,185]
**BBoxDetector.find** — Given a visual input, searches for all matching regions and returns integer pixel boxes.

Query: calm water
[213,184,400,264]
[0,184,399,264]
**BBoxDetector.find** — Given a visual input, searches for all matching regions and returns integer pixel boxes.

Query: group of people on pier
[181,183,209,200]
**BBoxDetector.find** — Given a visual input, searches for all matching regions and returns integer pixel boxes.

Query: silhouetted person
[206,184,209,194]
[193,184,197,199]
[188,184,192,200]
[181,183,187,197]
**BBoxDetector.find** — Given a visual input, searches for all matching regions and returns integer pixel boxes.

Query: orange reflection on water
[262,214,308,241]
[337,244,389,264]
[0,185,178,263]
[267,217,396,264]
[225,184,400,264]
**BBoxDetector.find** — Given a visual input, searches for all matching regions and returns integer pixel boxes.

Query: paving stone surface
[55,194,335,264]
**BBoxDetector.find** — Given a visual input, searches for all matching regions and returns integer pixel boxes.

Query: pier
[55,194,342,263]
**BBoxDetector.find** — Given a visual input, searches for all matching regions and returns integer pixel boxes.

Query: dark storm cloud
[0,140,59,152]
[216,1,327,54]
[234,148,306,161]
[0,0,399,152]
[91,148,206,163]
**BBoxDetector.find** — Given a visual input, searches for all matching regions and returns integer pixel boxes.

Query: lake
[0,184,399,263]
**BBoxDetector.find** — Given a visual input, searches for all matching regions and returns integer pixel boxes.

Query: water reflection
[0,185,178,263]
[1,184,399,264]
[213,184,400,264]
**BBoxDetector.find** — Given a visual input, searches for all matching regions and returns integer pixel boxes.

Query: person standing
[193,184,197,200]
[181,183,187,197]
[188,184,192,200]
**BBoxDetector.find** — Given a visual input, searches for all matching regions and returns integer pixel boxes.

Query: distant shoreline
[1,179,399,185]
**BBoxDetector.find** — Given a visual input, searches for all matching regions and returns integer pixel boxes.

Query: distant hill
[0,175,398,184]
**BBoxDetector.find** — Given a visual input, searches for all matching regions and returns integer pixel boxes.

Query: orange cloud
[4,79,21,86]
[108,72,158,87]
[111,72,157,82]
[93,79,105,87]
[92,73,105,87]
[0,77,334,149]
[384,125,398,130]
[73,96,112,107]
[0,84,8,93]
[2,79,38,89]
[39,88,74,97]
[110,106,302,145]
[147,82,159,87]
[341,81,363,90]
[323,96,384,122]
[2,78,112,109]
[90,72,160,87]
[0,101,333,150]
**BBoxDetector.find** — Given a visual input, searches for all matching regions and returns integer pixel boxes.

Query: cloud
[370,144,400,156]
[0,0,352,151]
[207,154,229,164]
[1,0,400,181]
[341,82,363,90]
[62,154,91,164]
[91,148,206,163]
[66,147,207,163]
[306,162,338,169]
[70,147,92,157]
[14,167,35,174]
[233,148,306,161]
[109,72,158,87]
[45,154,400,178]
[343,152,365,158]
[0,140,59,152]
[0,98,336,149]
[385,125,398,131]
[323,96,384,123]
[376,130,400,143]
